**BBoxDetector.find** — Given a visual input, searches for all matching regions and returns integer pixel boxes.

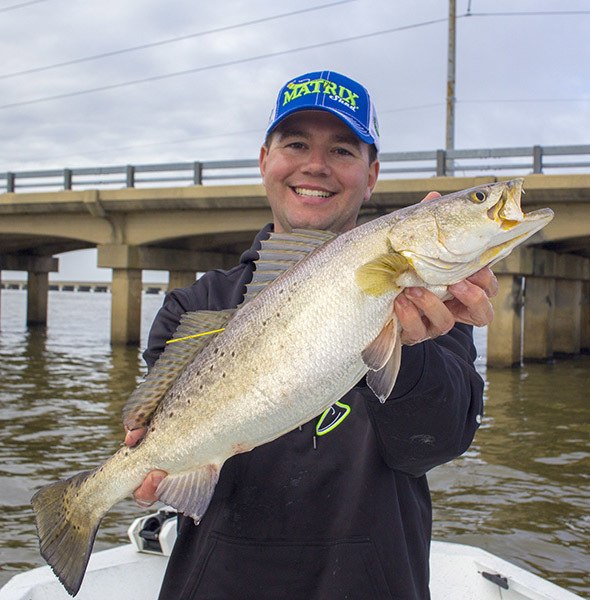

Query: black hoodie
[145,225,484,600]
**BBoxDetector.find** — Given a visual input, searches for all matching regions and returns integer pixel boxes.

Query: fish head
[388,178,554,284]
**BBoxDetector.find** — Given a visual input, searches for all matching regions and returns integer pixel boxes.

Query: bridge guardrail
[1,144,589,193]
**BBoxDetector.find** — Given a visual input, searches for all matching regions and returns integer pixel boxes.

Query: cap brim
[266,105,378,150]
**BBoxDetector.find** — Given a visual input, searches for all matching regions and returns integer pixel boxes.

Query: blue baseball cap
[266,70,380,152]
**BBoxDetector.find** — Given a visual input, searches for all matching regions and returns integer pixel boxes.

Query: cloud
[1,0,588,278]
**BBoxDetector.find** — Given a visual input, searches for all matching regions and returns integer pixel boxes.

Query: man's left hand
[394,266,498,345]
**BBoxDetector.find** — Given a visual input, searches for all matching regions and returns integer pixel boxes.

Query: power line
[0,17,448,111]
[0,0,49,13]
[0,0,357,80]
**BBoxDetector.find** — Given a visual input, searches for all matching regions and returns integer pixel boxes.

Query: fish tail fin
[31,469,104,596]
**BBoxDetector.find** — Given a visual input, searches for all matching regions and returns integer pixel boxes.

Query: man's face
[259,111,379,234]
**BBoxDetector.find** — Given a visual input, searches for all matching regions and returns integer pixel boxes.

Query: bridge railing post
[6,172,15,192]
[436,150,447,176]
[533,145,543,174]
[126,165,135,188]
[64,168,72,190]
[193,161,203,185]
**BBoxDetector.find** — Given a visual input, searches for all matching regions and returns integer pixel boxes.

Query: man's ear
[363,159,380,203]
[259,145,268,179]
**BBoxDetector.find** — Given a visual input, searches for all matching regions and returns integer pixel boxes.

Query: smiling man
[128,71,495,599]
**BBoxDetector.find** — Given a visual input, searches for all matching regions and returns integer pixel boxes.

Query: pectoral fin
[355,252,409,296]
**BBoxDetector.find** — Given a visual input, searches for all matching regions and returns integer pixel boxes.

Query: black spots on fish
[276,312,281,318]
[222,373,226,378]
[231,351,236,358]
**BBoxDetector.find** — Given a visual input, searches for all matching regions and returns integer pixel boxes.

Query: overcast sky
[1,0,589,281]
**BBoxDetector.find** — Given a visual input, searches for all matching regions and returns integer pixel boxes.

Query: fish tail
[31,468,104,597]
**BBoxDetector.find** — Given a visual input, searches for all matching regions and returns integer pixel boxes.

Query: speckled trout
[32,178,552,595]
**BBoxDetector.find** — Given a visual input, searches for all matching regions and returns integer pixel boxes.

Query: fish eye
[470,191,487,203]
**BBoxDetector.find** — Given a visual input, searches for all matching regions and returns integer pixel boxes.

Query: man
[127,71,495,599]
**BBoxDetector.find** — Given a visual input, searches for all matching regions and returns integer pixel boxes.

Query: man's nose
[301,148,331,176]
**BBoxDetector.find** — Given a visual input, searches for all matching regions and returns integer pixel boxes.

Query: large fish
[32,178,553,596]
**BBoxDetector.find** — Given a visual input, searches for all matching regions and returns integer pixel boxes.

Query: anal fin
[156,463,222,524]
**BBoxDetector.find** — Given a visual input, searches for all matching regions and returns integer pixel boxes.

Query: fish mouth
[487,178,553,233]
[484,179,554,264]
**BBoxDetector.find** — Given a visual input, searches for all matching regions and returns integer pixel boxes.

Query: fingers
[447,279,494,327]
[133,470,167,508]
[421,191,441,202]
[395,288,454,345]
[394,267,498,344]
[125,427,147,447]
[466,266,499,299]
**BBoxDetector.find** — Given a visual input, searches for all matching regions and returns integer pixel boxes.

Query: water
[0,289,588,597]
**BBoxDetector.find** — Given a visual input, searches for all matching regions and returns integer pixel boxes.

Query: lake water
[0,289,588,596]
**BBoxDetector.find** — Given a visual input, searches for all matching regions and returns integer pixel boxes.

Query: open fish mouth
[487,179,553,234]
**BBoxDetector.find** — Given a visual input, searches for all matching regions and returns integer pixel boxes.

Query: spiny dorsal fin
[122,309,235,431]
[240,228,338,305]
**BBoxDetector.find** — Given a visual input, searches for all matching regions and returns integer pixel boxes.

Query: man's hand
[393,190,498,345]
[394,267,497,345]
[125,427,166,507]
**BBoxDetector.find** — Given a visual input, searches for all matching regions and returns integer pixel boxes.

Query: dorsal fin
[241,229,338,306]
[122,309,235,431]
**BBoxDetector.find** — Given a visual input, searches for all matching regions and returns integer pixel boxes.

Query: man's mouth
[292,187,335,198]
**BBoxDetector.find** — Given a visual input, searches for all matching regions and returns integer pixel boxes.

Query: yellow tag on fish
[166,328,225,344]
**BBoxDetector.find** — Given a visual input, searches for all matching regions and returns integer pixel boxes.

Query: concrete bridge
[1,171,589,366]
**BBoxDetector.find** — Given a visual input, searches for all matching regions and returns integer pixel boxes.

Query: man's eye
[286,141,306,149]
[334,147,353,156]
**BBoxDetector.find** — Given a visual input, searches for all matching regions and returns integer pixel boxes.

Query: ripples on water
[0,289,588,596]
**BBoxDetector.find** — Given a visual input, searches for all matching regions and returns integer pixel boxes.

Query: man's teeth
[294,187,333,198]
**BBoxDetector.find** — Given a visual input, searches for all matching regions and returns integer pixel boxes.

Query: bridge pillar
[27,271,50,325]
[168,270,196,291]
[522,250,556,362]
[553,279,582,356]
[111,268,142,345]
[523,276,555,361]
[582,281,590,352]
[0,255,58,326]
[553,254,586,356]
[488,274,524,367]
[98,244,228,345]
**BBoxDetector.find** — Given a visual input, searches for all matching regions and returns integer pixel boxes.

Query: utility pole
[446,0,456,172]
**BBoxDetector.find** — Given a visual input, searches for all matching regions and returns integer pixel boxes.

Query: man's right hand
[125,427,167,507]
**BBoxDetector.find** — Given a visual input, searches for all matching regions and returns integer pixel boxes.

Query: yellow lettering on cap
[322,81,337,96]
[339,86,359,107]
